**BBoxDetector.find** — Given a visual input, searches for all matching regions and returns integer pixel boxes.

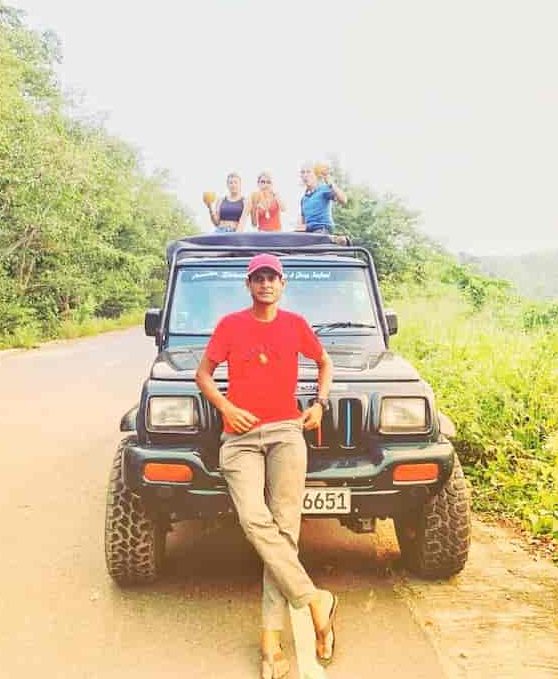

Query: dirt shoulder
[395,517,558,678]
[491,514,558,565]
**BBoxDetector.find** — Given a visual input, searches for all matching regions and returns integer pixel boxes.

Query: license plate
[302,488,351,514]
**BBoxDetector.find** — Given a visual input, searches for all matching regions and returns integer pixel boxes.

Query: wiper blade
[170,331,212,336]
[312,322,375,335]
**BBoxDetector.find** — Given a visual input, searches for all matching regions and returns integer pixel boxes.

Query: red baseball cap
[246,253,284,278]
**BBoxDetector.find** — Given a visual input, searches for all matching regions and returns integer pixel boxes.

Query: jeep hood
[151,344,420,382]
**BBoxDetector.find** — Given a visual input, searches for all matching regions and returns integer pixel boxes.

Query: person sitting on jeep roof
[203,172,248,233]
[250,171,286,232]
[297,162,347,234]
[195,253,339,676]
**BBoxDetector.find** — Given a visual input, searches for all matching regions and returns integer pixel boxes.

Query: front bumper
[121,437,455,521]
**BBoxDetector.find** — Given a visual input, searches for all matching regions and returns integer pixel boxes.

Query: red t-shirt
[206,309,323,432]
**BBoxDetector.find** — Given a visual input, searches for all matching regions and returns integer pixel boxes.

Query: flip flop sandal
[261,648,290,679]
[316,593,339,667]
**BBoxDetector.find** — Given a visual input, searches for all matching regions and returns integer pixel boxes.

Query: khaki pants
[220,419,316,630]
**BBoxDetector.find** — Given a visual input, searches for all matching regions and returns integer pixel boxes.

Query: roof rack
[166,232,354,265]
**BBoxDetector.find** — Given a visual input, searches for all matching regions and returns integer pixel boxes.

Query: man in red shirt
[196,253,337,677]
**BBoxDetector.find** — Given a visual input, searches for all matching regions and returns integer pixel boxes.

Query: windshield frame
[166,259,380,338]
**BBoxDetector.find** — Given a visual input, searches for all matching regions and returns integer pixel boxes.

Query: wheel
[104,438,167,585]
[394,455,471,578]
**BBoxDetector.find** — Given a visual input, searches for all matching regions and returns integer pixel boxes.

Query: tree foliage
[332,168,440,285]
[0,3,195,344]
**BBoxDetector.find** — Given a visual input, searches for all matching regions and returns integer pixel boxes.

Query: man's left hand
[302,403,323,430]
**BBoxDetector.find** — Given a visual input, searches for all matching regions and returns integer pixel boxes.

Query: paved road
[0,328,556,679]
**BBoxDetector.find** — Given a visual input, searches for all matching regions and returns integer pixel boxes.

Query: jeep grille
[200,394,368,454]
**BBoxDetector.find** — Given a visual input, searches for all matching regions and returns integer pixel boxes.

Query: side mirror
[120,405,138,432]
[144,308,161,337]
[385,309,398,336]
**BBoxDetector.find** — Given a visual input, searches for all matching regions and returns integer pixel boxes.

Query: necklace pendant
[259,352,268,365]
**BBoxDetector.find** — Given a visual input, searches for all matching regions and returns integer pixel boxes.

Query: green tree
[0,2,196,344]
[331,166,439,284]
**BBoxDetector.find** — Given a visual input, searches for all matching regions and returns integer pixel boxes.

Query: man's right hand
[221,402,260,433]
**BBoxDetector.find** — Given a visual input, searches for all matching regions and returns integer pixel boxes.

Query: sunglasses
[258,178,271,184]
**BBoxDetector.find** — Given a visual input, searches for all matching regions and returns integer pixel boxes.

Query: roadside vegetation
[333,177,558,555]
[0,4,195,348]
[1,5,555,553]
[390,268,558,553]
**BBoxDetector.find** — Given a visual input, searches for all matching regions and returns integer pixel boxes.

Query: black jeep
[105,232,471,585]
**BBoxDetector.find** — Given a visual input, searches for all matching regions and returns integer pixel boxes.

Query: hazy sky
[10,0,558,256]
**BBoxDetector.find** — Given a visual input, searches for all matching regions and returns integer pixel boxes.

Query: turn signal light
[393,463,438,483]
[144,463,193,483]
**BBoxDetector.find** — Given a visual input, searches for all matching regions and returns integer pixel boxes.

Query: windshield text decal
[186,270,344,282]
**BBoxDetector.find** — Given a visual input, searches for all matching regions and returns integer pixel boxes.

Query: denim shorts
[214,225,236,234]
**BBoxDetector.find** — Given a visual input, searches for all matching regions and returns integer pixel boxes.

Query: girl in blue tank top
[204,172,247,233]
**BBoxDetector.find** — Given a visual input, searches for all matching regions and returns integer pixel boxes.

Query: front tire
[395,455,471,578]
[104,438,167,585]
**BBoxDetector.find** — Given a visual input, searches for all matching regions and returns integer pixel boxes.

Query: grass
[0,310,145,349]
[390,286,558,547]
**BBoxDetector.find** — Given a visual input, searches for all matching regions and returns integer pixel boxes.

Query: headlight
[147,396,198,431]
[379,397,429,434]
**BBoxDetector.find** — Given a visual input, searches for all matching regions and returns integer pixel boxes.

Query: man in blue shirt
[297,163,347,233]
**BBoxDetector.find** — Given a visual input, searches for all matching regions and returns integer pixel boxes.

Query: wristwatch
[315,397,330,412]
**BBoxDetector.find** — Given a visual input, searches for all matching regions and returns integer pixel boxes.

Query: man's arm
[327,181,347,206]
[330,182,347,206]
[195,354,259,433]
[301,349,333,430]
[321,170,347,206]
[316,349,333,400]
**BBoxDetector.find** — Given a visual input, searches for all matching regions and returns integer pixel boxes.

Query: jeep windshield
[168,265,377,335]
